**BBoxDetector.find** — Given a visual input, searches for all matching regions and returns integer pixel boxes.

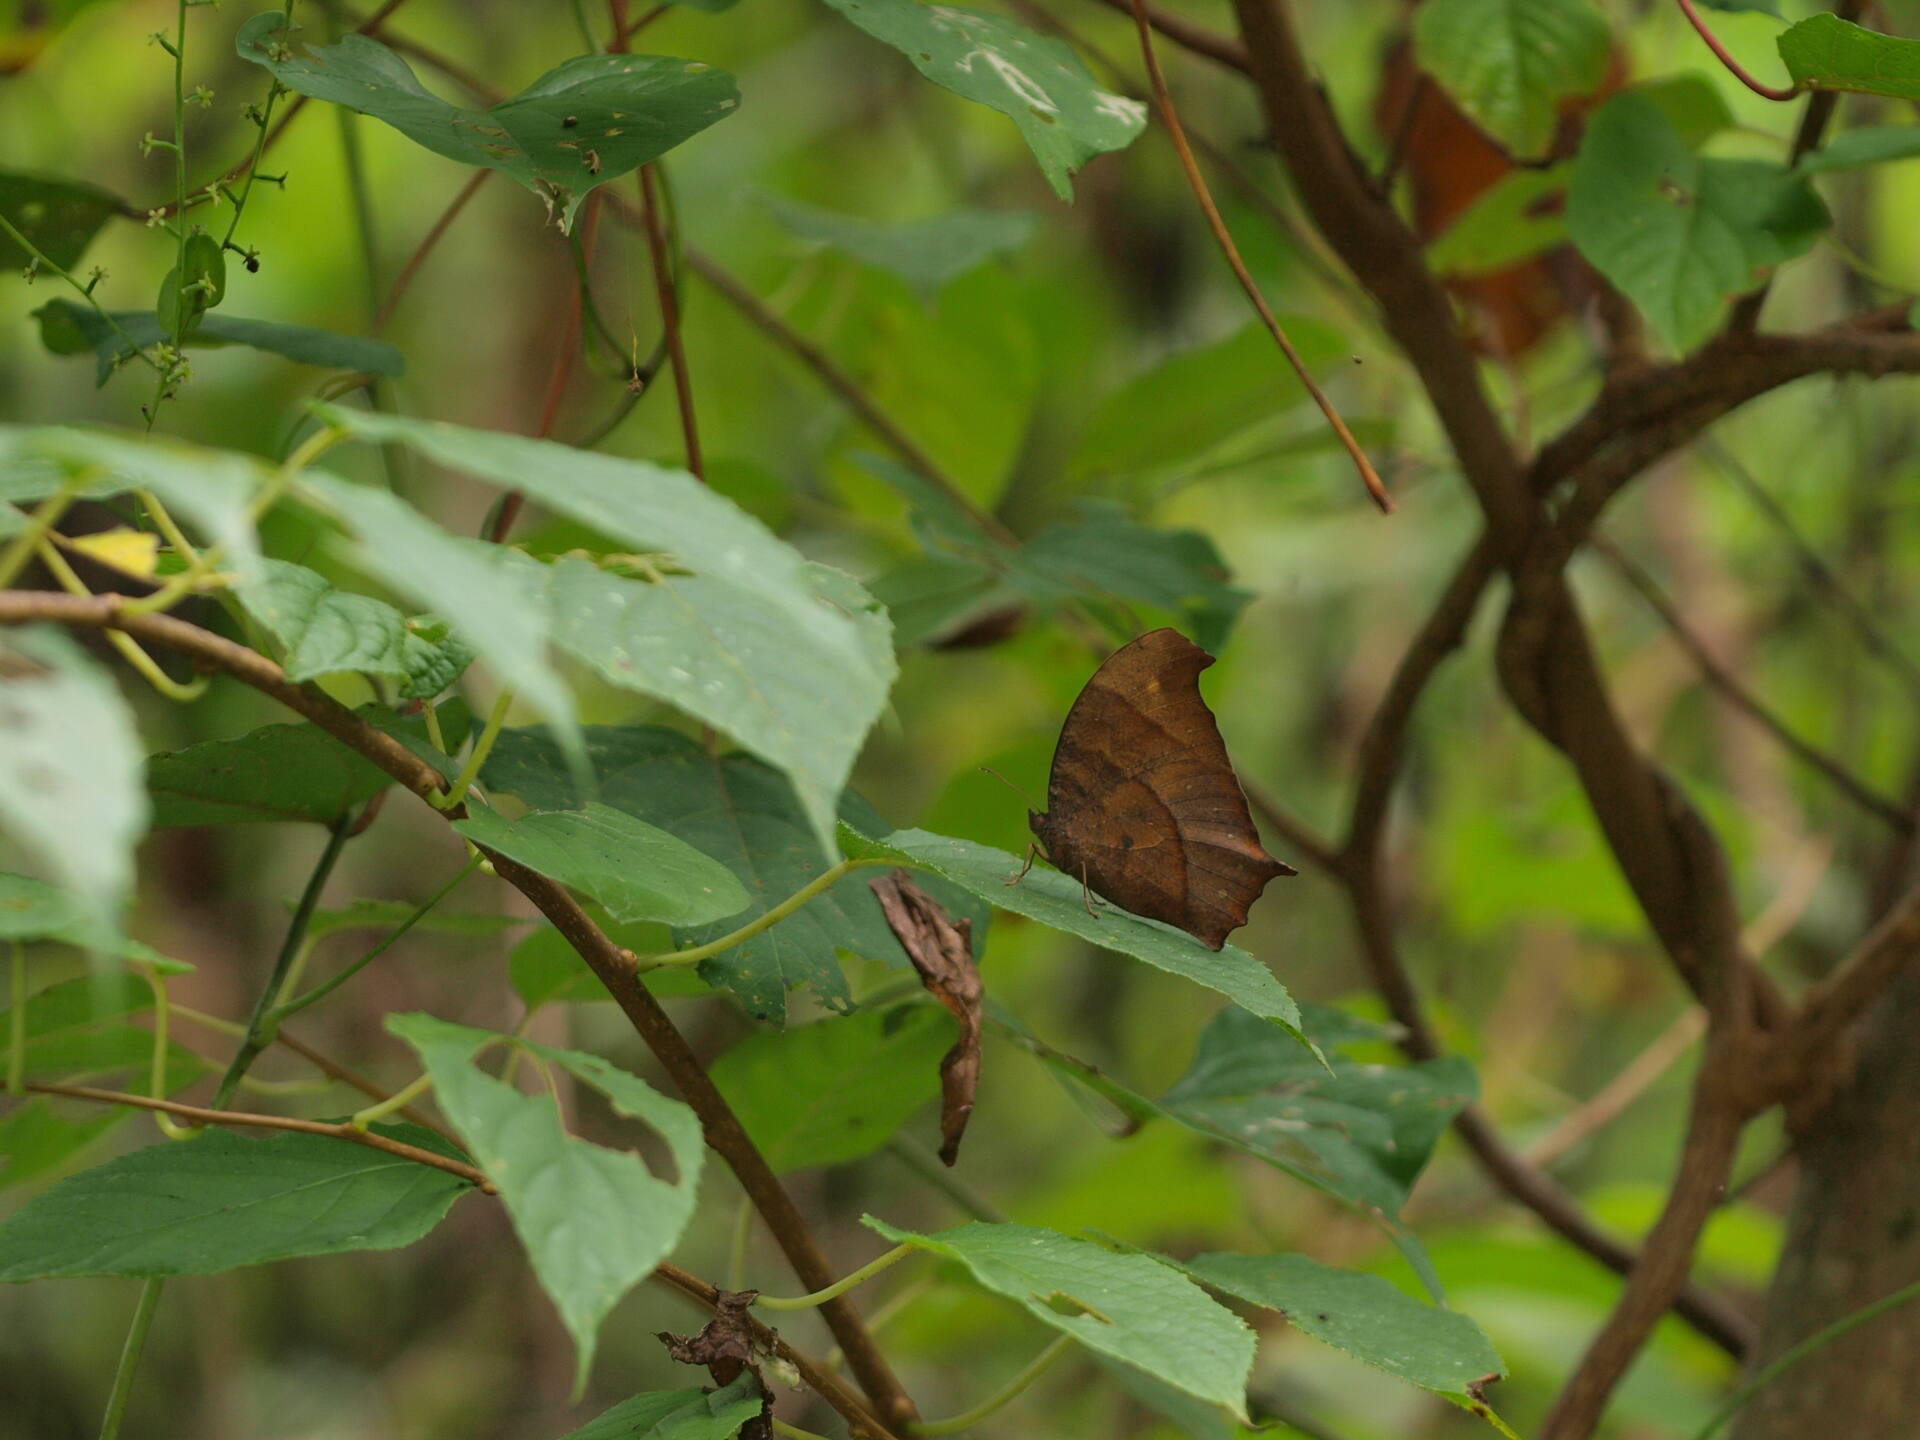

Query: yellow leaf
[69,529,161,581]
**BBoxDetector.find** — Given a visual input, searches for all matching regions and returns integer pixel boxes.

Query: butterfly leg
[1079,863,1100,918]
[1005,843,1039,887]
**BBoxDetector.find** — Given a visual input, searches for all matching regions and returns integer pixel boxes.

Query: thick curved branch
[0,591,919,1430]
[1088,0,1250,72]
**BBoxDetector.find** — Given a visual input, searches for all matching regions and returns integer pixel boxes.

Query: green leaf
[317,409,897,860]
[0,425,264,584]
[1426,164,1572,277]
[508,916,707,1008]
[710,1007,949,1172]
[483,725,988,1024]
[817,0,1145,201]
[1161,1005,1474,1222]
[236,14,739,230]
[0,878,191,970]
[1778,14,1920,102]
[1567,91,1828,352]
[454,801,750,927]
[1697,0,1778,13]
[558,1374,764,1440]
[0,1100,127,1191]
[146,706,458,827]
[840,828,1301,1035]
[1796,124,1920,175]
[0,1124,471,1279]
[1411,0,1613,157]
[237,558,472,699]
[0,628,146,945]
[865,1218,1254,1416]
[761,193,1036,300]
[31,301,407,387]
[1068,320,1347,481]
[1182,1252,1505,1402]
[295,468,581,761]
[386,1013,704,1387]
[0,168,122,271]
[1635,73,1737,149]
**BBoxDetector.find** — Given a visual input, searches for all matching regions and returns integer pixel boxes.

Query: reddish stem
[638,163,704,480]
[1676,0,1799,101]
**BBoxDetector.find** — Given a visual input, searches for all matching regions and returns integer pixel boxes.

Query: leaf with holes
[1567,91,1828,352]
[0,1125,472,1279]
[865,1218,1254,1417]
[387,1013,704,1388]
[710,1008,950,1172]
[236,14,739,229]
[817,0,1145,200]
[1412,0,1613,157]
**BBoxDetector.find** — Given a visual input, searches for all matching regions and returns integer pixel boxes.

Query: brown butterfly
[1027,628,1294,950]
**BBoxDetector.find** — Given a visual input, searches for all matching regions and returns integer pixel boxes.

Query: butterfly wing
[1034,628,1292,949]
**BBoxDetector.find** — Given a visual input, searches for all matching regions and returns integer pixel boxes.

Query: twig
[1089,0,1249,71]
[1126,0,1391,513]
[24,1083,495,1191]
[1594,535,1915,835]
[1526,1007,1707,1169]
[638,164,703,479]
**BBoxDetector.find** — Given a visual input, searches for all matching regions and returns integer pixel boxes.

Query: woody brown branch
[0,590,918,1430]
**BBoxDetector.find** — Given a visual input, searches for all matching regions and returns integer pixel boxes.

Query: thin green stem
[269,854,482,1022]
[6,941,24,1095]
[96,1277,165,1440]
[209,810,357,1109]
[223,0,299,248]
[349,1072,434,1130]
[755,1243,914,1312]
[0,479,84,591]
[37,540,210,701]
[909,1335,1073,1435]
[434,687,513,809]
[136,965,197,1139]
[0,213,162,374]
[147,0,194,429]
[324,5,382,322]
[1690,1280,1920,1440]
[637,858,894,969]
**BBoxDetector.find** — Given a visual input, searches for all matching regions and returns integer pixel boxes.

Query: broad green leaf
[482,725,987,1024]
[1567,92,1828,351]
[295,468,580,760]
[0,627,146,945]
[1796,124,1920,175]
[559,1374,764,1440]
[1778,14,1920,102]
[31,301,406,386]
[1068,320,1347,481]
[1161,1005,1474,1222]
[9,1021,204,1081]
[0,1099,127,1190]
[317,409,897,860]
[1427,164,1572,277]
[0,877,190,970]
[0,169,121,271]
[236,14,739,230]
[1635,73,1736,149]
[1017,503,1250,655]
[1182,1252,1505,1402]
[1411,0,1613,157]
[0,1124,471,1279]
[237,558,472,699]
[865,1218,1254,1416]
[0,425,264,584]
[818,0,1145,200]
[146,706,460,827]
[762,193,1036,300]
[387,1013,704,1387]
[710,1007,949,1172]
[842,828,1301,1035]
[865,552,1010,649]
[454,801,750,927]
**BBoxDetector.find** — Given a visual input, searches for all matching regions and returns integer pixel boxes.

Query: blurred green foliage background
[5,0,1920,1436]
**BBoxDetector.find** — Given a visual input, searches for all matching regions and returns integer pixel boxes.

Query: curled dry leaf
[656,1289,773,1439]
[870,869,983,1166]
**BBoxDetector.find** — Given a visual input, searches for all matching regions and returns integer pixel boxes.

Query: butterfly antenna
[978,766,1042,812]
